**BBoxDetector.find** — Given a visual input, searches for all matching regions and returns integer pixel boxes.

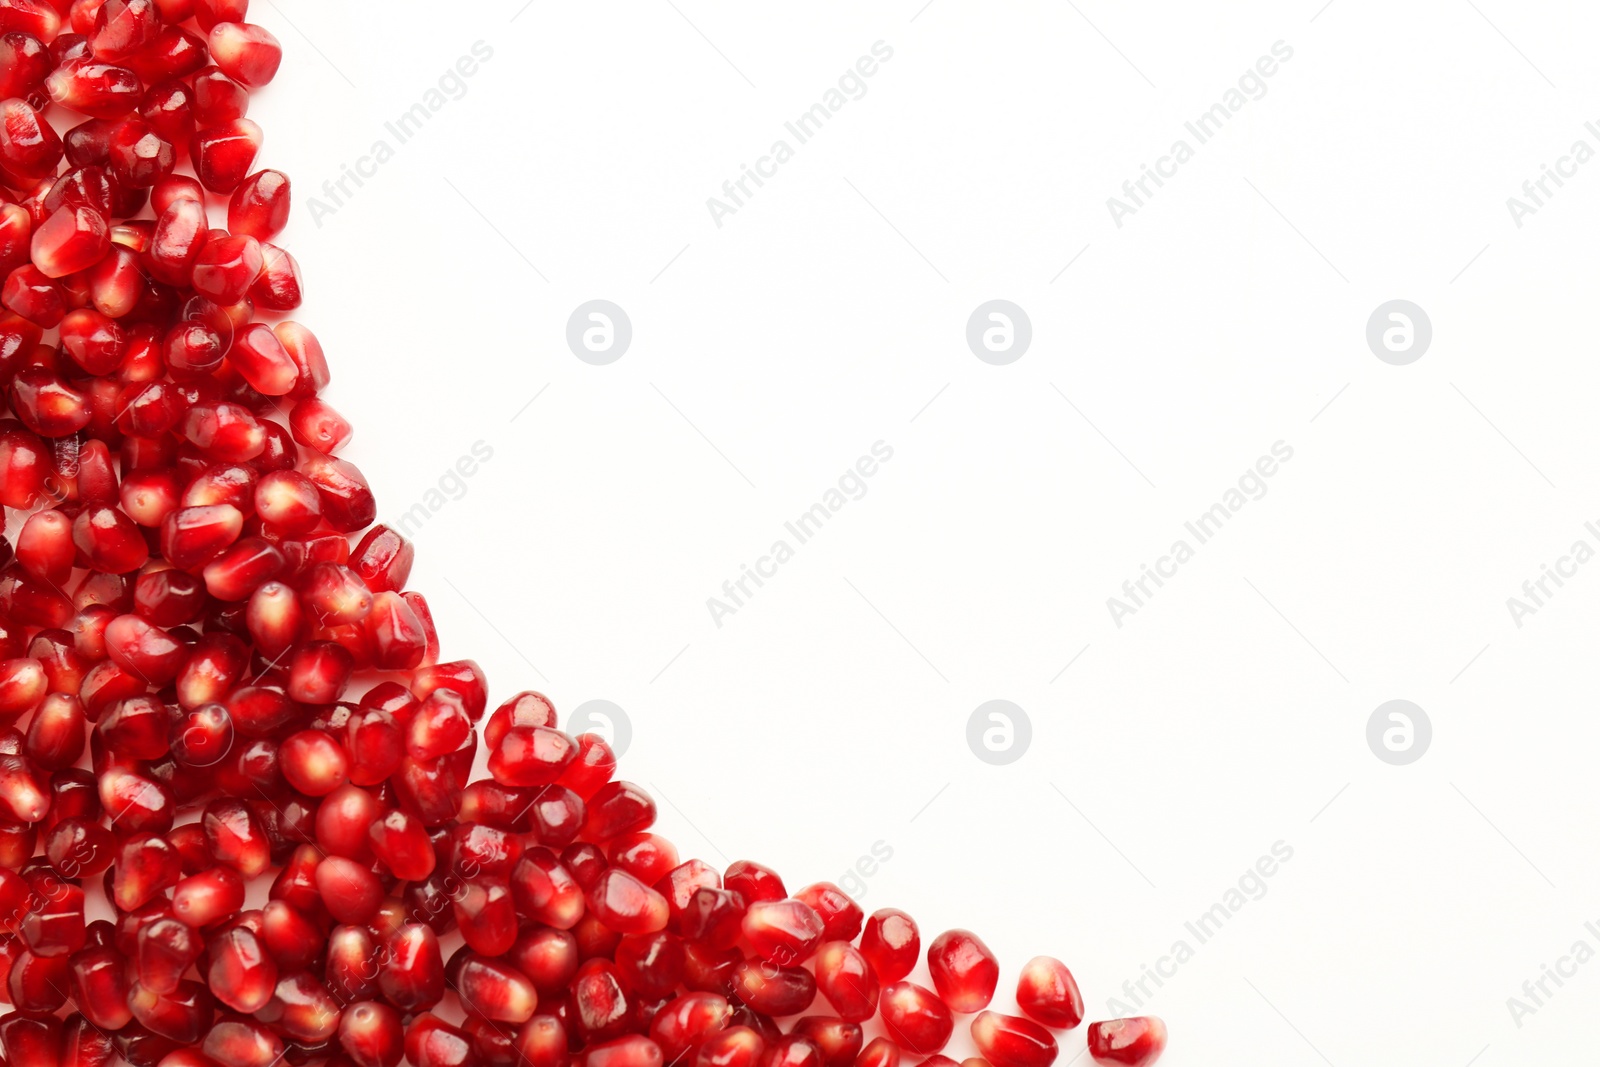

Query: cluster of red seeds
[0,1,1172,1065]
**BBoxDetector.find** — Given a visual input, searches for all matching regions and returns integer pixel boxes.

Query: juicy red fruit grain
[927,928,1000,1013]
[1085,1018,1167,1067]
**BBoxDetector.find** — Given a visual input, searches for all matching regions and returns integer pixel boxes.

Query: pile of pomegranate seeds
[0,2,1171,1065]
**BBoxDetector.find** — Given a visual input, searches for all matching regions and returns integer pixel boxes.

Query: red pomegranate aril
[927,929,999,1014]
[584,779,656,841]
[200,1019,286,1067]
[190,231,261,305]
[456,953,539,1024]
[489,723,577,787]
[249,239,300,310]
[272,319,329,396]
[0,99,64,181]
[209,921,278,1017]
[340,1000,405,1067]
[724,860,786,905]
[0,657,46,718]
[147,197,207,285]
[694,1025,766,1067]
[0,31,52,100]
[229,168,289,240]
[857,1036,901,1067]
[9,945,70,1012]
[814,941,880,1022]
[207,20,280,87]
[454,875,518,956]
[27,693,87,769]
[0,1009,65,1064]
[106,117,172,189]
[2,264,66,327]
[287,395,351,453]
[310,783,374,861]
[1014,956,1083,1030]
[742,898,824,965]
[796,882,864,943]
[380,923,445,1013]
[202,534,283,599]
[71,944,135,1029]
[203,797,270,878]
[314,855,382,925]
[125,22,210,82]
[609,832,680,887]
[1084,1019,1165,1067]
[588,1035,665,1067]
[141,77,196,144]
[161,503,243,568]
[406,1013,477,1067]
[879,983,954,1056]
[279,727,347,795]
[190,118,262,193]
[643,991,732,1062]
[583,867,670,936]
[366,807,431,881]
[286,639,351,703]
[970,1014,1057,1067]
[90,0,159,60]
[20,876,85,957]
[256,969,341,1043]
[136,915,200,994]
[303,452,376,531]
[860,908,920,983]
[794,1018,863,1067]
[731,958,816,1016]
[166,864,242,928]
[45,57,143,119]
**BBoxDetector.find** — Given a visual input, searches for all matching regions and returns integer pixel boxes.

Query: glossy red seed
[927,929,999,1014]
[380,923,444,1013]
[879,983,954,1055]
[1085,1019,1165,1067]
[1015,957,1083,1030]
[742,898,824,965]
[970,1013,1057,1067]
[857,1036,902,1067]
[191,119,263,193]
[814,940,880,1022]
[796,882,864,942]
[860,908,920,983]
[340,1000,405,1067]
[794,1018,863,1067]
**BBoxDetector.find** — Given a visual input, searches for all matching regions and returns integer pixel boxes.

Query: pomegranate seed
[1084,1018,1166,1067]
[2,264,66,326]
[814,940,880,1022]
[1014,956,1083,1030]
[71,944,135,1029]
[860,908,920,983]
[457,952,540,1023]
[340,1000,405,1067]
[970,1013,1057,1067]
[45,57,144,119]
[857,1036,902,1067]
[878,983,953,1055]
[311,855,380,926]
[380,923,444,1013]
[796,882,864,942]
[202,1019,287,1067]
[0,99,64,181]
[226,167,289,240]
[90,0,160,60]
[0,32,52,100]
[742,897,824,965]
[927,929,998,1014]
[647,990,730,1061]
[731,957,816,1016]
[794,1018,863,1067]
[190,118,262,193]
[207,20,280,86]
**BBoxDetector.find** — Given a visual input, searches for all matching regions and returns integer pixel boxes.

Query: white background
[245,0,1600,1062]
